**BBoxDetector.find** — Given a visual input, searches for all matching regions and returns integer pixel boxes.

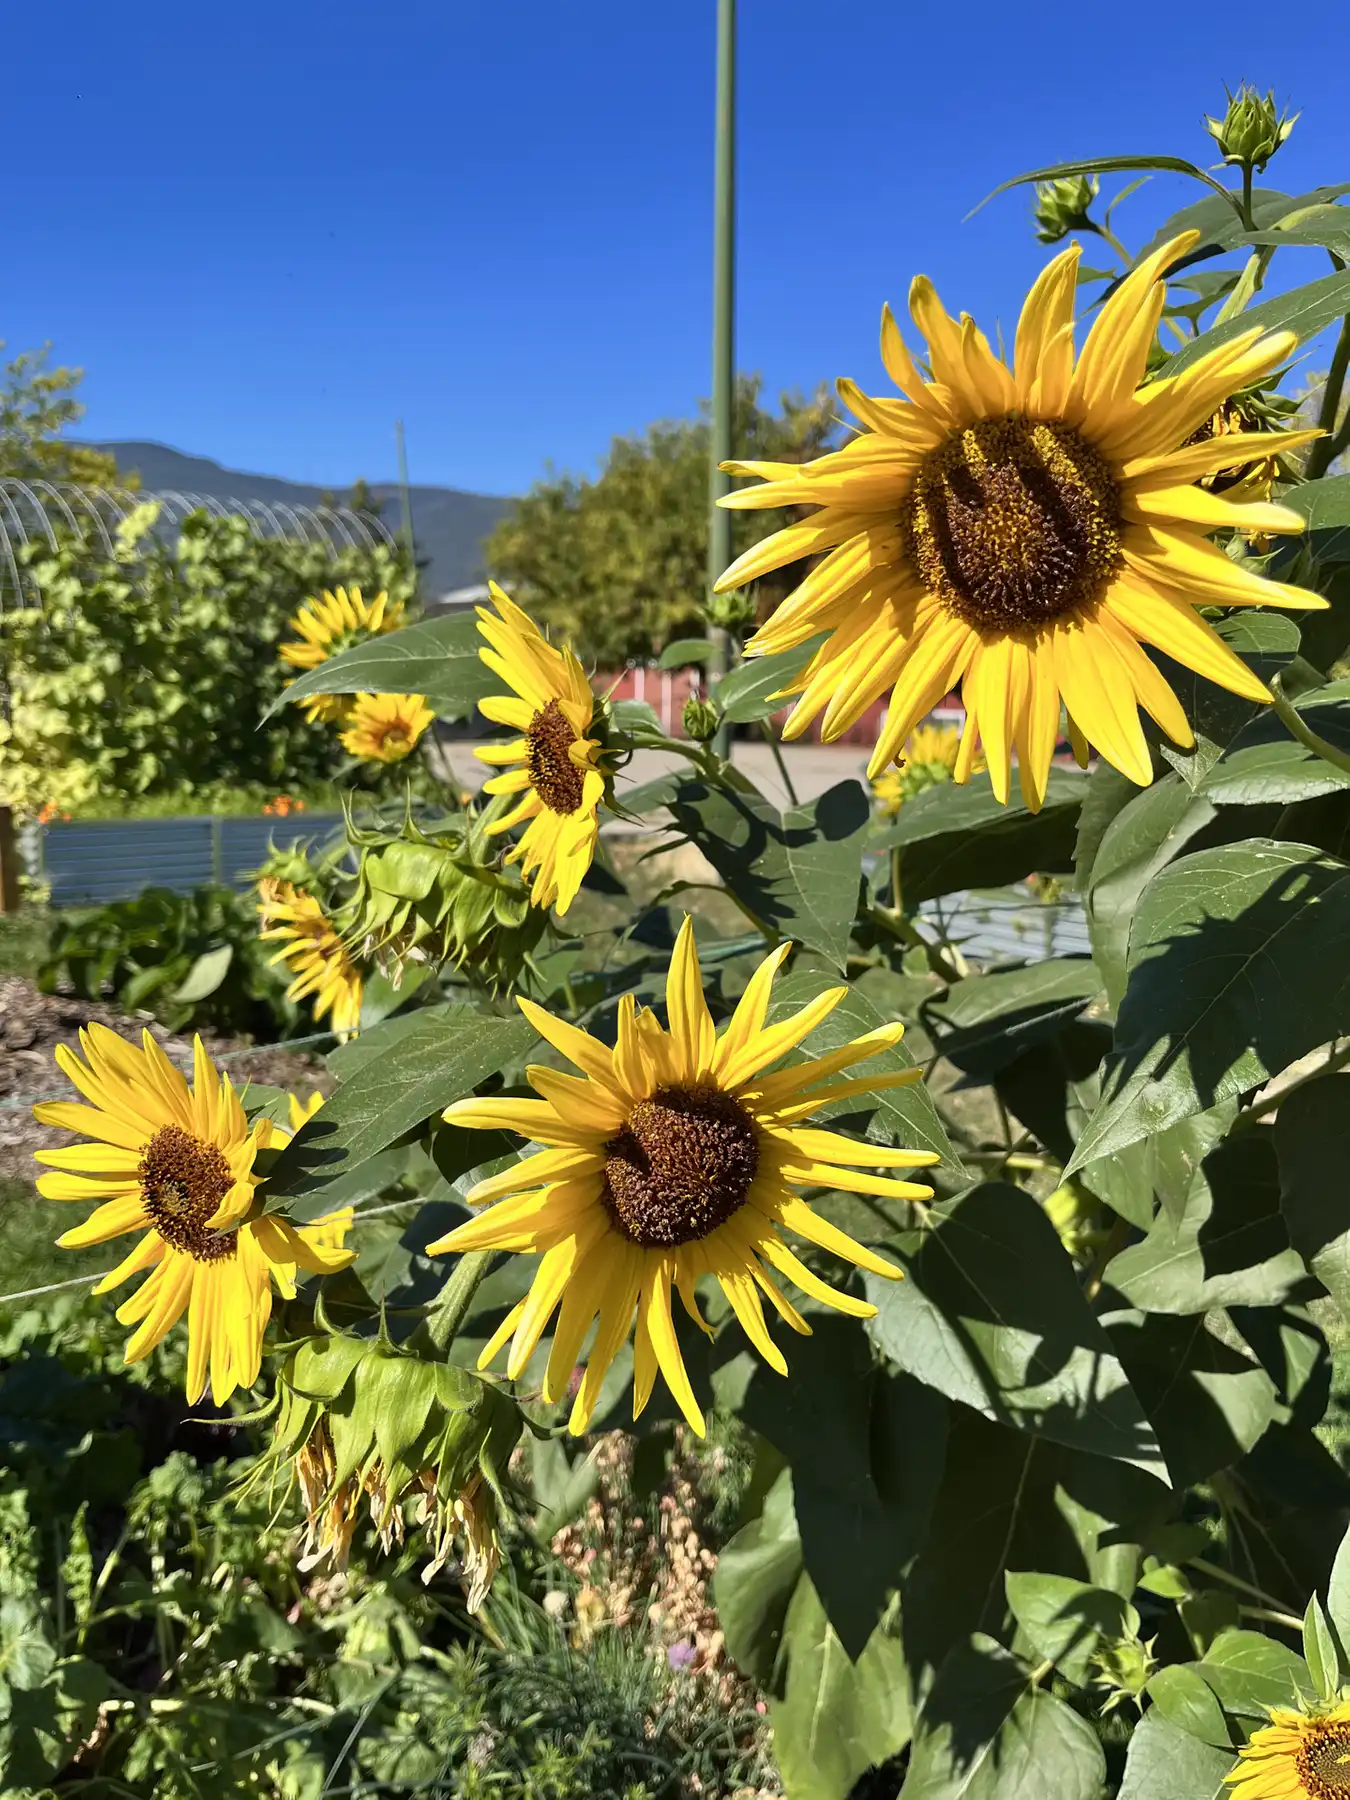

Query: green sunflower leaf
[262,612,496,721]
[1159,266,1350,378]
[663,776,870,972]
[261,1005,539,1210]
[1116,1712,1238,1800]
[865,1182,1167,1480]
[901,1634,1106,1800]
[711,636,825,723]
[971,155,1239,221]
[871,768,1087,904]
[764,966,961,1173]
[1067,841,1350,1172]
[1275,1072,1350,1321]
[769,1576,911,1800]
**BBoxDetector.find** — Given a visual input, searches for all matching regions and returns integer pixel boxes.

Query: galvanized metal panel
[40,814,345,906]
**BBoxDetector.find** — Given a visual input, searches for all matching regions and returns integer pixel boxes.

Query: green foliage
[38,885,296,1036]
[0,340,124,490]
[0,509,414,812]
[484,375,837,664]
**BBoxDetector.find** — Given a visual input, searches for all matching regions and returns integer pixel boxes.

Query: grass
[0,906,50,979]
[0,1174,106,1300]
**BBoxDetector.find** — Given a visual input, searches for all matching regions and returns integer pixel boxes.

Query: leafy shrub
[0,508,415,814]
[38,885,296,1036]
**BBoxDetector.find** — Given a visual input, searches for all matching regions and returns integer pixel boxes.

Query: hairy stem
[1270,675,1350,778]
[426,1250,496,1351]
[1306,315,1350,482]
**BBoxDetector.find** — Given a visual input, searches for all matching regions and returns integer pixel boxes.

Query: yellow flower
[426,917,936,1437]
[257,881,364,1039]
[473,582,608,916]
[1228,1699,1350,1800]
[280,586,407,725]
[32,1029,353,1404]
[871,721,975,816]
[715,233,1325,810]
[339,692,435,763]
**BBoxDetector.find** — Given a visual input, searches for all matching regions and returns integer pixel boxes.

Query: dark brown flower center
[1300,1726,1350,1798]
[902,416,1122,631]
[602,1084,759,1247]
[526,698,585,816]
[139,1124,236,1262]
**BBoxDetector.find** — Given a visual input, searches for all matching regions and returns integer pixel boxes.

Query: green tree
[0,340,126,489]
[485,375,837,664]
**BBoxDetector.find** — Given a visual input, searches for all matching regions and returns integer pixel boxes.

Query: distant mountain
[82,441,514,596]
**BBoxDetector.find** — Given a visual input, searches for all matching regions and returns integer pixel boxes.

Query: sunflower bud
[344,810,546,992]
[1205,85,1297,171]
[1032,174,1099,244]
[682,695,721,742]
[246,1328,522,1611]
[1091,1630,1157,1715]
[1044,1177,1111,1262]
[706,588,758,633]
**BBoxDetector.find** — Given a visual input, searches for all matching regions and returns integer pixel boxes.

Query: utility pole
[708,0,736,759]
[395,419,417,599]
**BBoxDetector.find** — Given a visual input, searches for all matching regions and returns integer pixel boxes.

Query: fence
[28,814,345,908]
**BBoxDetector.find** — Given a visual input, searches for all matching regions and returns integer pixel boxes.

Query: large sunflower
[1228,1699,1350,1800]
[32,1030,353,1404]
[473,582,608,915]
[426,917,935,1436]
[715,231,1325,809]
[258,878,364,1038]
[280,586,407,725]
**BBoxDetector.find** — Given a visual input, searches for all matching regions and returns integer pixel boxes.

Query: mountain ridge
[79,439,514,595]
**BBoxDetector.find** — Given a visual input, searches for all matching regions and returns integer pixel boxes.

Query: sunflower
[339,691,435,763]
[426,917,936,1436]
[32,1030,353,1404]
[1227,1699,1350,1800]
[871,720,977,816]
[280,586,407,725]
[714,232,1325,810]
[258,879,364,1039]
[472,582,608,915]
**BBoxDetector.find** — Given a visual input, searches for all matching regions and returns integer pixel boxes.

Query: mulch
[0,977,332,1185]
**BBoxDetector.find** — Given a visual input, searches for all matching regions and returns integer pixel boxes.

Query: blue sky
[3,1,1340,497]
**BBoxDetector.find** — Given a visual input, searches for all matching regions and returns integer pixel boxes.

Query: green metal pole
[395,419,417,599]
[708,0,736,760]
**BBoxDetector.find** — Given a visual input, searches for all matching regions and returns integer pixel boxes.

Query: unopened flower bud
[1204,85,1297,171]
[1033,174,1099,244]
[706,587,758,632]
[682,696,721,742]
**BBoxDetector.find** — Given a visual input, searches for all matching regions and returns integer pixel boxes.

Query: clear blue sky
[4,1,1340,498]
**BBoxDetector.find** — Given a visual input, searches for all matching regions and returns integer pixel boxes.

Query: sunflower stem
[1090,221,1133,269]
[760,718,799,807]
[1191,1557,1302,1619]
[889,846,903,914]
[1239,1603,1306,1634]
[426,1250,496,1351]
[1270,676,1350,779]
[1232,1038,1350,1130]
[1239,163,1256,231]
[1306,315,1350,481]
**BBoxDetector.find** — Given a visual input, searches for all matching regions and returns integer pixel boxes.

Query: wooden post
[0,806,21,913]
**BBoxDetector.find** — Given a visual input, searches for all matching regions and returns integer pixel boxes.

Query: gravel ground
[0,976,331,1186]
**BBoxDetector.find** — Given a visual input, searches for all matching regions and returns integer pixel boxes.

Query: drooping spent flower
[427,916,936,1437]
[32,1030,353,1404]
[343,808,546,992]
[714,233,1324,810]
[473,583,610,915]
[247,1327,521,1611]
